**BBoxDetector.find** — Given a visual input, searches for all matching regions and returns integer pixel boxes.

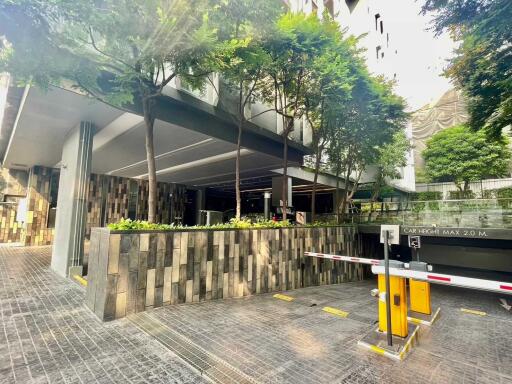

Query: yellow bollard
[409,279,431,315]
[378,274,408,338]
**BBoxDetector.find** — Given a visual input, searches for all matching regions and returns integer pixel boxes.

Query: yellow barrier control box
[378,274,408,338]
[409,279,431,315]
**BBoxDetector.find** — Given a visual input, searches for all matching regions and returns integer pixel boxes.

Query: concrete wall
[86,226,364,321]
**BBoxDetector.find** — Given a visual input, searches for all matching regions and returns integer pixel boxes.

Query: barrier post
[383,231,393,346]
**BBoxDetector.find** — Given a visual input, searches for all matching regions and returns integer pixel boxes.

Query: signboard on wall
[16,198,27,223]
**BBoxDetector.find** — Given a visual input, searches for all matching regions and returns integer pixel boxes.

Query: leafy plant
[107,217,347,231]
[410,191,442,201]
[421,0,511,137]
[423,125,511,192]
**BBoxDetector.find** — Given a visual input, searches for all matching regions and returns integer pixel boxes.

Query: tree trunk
[235,119,243,220]
[335,168,340,224]
[463,180,470,198]
[142,98,157,223]
[282,132,289,221]
[311,144,322,222]
[339,163,352,223]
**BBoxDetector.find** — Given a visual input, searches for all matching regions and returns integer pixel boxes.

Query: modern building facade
[288,0,416,194]
[0,0,416,277]
[0,64,346,276]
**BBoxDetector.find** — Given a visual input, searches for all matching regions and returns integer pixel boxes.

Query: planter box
[86,226,364,321]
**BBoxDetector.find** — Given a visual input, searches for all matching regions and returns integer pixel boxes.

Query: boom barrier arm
[303,251,512,295]
[372,266,512,296]
[304,252,380,265]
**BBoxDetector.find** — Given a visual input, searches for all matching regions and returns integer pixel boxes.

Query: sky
[382,0,457,111]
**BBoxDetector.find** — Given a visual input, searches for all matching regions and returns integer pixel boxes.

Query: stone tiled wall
[85,175,187,238]
[137,181,187,225]
[22,166,55,246]
[86,173,104,237]
[0,203,22,243]
[0,165,188,245]
[86,226,365,321]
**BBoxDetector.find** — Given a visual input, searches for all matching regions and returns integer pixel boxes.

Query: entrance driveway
[1,246,511,383]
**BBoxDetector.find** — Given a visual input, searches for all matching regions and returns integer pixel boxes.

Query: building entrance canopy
[1,85,306,187]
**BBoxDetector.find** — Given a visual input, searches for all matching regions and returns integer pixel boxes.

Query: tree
[326,71,407,222]
[304,28,356,221]
[421,0,511,137]
[423,124,511,193]
[0,0,232,223]
[370,130,412,203]
[259,12,339,218]
[213,0,282,220]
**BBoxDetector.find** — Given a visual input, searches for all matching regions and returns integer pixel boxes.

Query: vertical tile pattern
[136,180,186,224]
[87,226,365,321]
[0,203,22,243]
[1,169,187,245]
[22,166,54,246]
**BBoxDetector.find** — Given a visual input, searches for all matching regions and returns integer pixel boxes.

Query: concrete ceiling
[2,85,298,188]
[2,86,123,169]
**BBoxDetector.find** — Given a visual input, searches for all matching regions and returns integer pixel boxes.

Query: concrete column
[271,176,292,207]
[51,121,94,277]
[272,176,292,207]
[195,188,205,225]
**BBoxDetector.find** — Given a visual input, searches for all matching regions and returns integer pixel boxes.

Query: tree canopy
[370,130,411,201]
[422,124,511,190]
[421,0,512,137]
[0,0,239,222]
[258,12,344,214]
[1,1,409,224]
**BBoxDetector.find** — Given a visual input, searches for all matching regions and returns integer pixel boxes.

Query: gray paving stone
[130,273,512,384]
[2,245,512,384]
[0,246,207,384]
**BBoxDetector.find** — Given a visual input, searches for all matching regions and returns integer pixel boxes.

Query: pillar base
[408,307,441,326]
[357,323,420,361]
[69,265,83,278]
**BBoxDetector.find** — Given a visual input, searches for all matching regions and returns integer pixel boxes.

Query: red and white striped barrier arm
[372,266,512,295]
[304,252,381,265]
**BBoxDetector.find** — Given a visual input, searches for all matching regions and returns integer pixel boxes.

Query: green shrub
[107,217,343,231]
[410,191,442,201]
[496,187,512,199]
[449,190,476,200]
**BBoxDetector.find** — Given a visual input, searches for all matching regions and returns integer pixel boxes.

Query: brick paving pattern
[1,245,512,383]
[132,274,512,383]
[0,246,206,384]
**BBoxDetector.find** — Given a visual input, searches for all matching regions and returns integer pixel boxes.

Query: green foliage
[481,187,512,199]
[496,187,512,199]
[370,130,412,200]
[423,124,511,188]
[410,191,443,201]
[415,168,429,184]
[449,190,476,200]
[259,12,339,123]
[376,131,411,180]
[107,217,345,231]
[0,0,238,107]
[421,0,512,137]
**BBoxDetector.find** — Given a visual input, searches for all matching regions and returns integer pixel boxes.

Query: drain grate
[129,312,259,384]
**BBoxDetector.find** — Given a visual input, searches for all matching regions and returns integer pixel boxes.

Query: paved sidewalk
[133,280,512,383]
[1,246,511,384]
[0,246,206,384]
